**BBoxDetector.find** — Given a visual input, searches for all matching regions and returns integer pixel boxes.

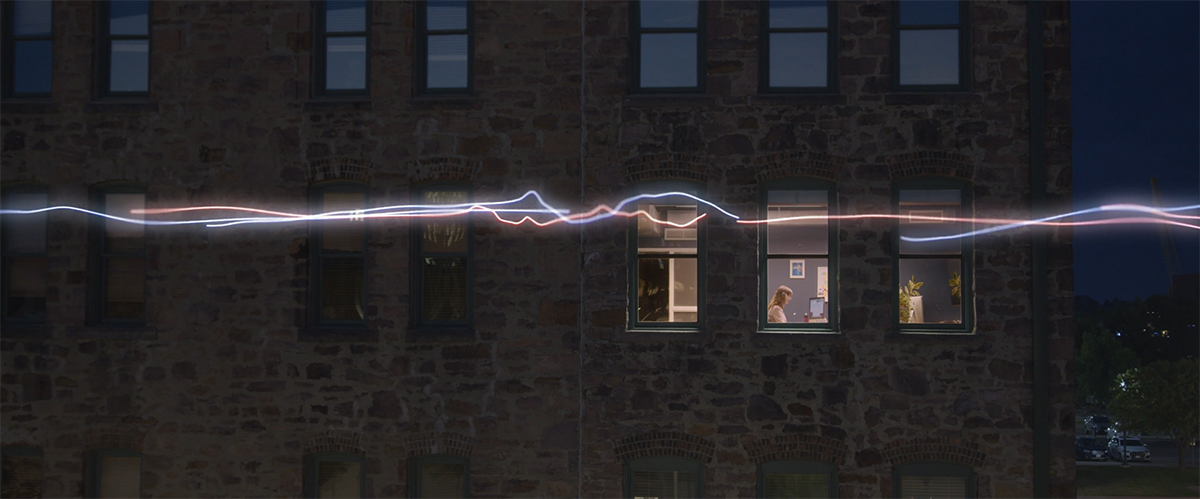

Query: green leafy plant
[949,271,961,305]
[898,275,923,323]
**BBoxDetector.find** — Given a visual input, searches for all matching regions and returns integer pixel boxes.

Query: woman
[767,285,793,323]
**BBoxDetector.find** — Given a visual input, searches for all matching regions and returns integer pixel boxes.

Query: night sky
[1071,1,1200,301]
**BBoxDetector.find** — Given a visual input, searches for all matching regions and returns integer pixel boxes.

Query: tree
[1075,316,1140,406]
[1109,358,1200,471]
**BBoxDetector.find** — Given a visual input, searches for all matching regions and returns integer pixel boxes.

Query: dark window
[760,181,837,332]
[314,0,369,95]
[311,184,368,326]
[97,0,150,96]
[757,460,837,498]
[629,184,706,330]
[630,0,705,93]
[304,452,365,498]
[891,0,969,90]
[89,186,146,324]
[893,461,975,498]
[2,0,53,97]
[624,457,703,499]
[759,1,836,93]
[409,454,469,498]
[1,186,48,323]
[86,448,142,498]
[894,181,973,333]
[412,185,472,328]
[1,446,42,498]
[415,1,473,94]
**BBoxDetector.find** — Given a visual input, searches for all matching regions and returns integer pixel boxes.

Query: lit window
[2,186,48,323]
[409,454,469,498]
[314,1,369,95]
[895,183,972,332]
[631,0,704,92]
[630,186,705,330]
[761,182,836,331]
[86,449,142,498]
[305,452,365,498]
[2,0,53,97]
[758,460,837,498]
[760,1,835,93]
[90,187,146,324]
[625,457,703,499]
[892,0,969,90]
[98,0,150,96]
[416,1,473,94]
[894,461,975,498]
[413,185,472,327]
[311,184,368,326]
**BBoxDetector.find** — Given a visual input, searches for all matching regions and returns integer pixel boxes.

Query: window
[86,448,142,498]
[305,452,365,498]
[412,185,472,328]
[2,0,53,97]
[311,184,368,327]
[630,0,705,93]
[415,1,473,94]
[625,457,703,499]
[894,182,972,332]
[891,0,969,90]
[1,446,42,498]
[760,181,836,331]
[408,454,469,498]
[314,0,369,95]
[97,0,150,96]
[89,186,146,324]
[893,461,975,498]
[759,1,836,93]
[2,185,48,324]
[757,460,837,498]
[629,185,706,330]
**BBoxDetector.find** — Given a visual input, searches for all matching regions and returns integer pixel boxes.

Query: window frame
[624,456,704,499]
[758,0,837,94]
[414,0,474,96]
[309,181,370,329]
[85,448,142,498]
[87,183,148,326]
[892,461,976,498]
[627,181,707,332]
[1,0,55,98]
[95,0,152,98]
[410,182,474,331]
[312,0,371,97]
[408,454,470,498]
[892,177,974,334]
[759,178,838,333]
[629,0,707,94]
[304,451,366,499]
[1,183,49,325]
[757,459,837,498]
[889,0,970,92]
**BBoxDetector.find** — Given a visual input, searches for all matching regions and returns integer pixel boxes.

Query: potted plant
[949,271,961,306]
[898,275,923,323]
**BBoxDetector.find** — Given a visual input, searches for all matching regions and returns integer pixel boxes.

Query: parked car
[1084,415,1111,435]
[1075,436,1107,461]
[1107,437,1151,462]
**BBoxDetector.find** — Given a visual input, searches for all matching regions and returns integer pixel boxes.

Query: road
[1076,434,1200,467]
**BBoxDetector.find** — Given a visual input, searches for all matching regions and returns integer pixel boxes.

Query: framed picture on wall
[789,260,805,279]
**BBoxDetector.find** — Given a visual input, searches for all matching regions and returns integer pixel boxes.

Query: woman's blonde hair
[768,285,793,311]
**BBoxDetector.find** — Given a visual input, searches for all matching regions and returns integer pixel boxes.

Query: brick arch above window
[623,153,709,184]
[886,151,976,181]
[743,434,848,466]
[84,432,145,453]
[309,157,373,183]
[405,432,476,459]
[408,157,483,184]
[305,430,365,456]
[754,151,846,183]
[881,437,986,468]
[614,430,716,464]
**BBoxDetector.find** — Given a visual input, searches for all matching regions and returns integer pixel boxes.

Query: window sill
[409,95,481,110]
[751,93,846,106]
[64,326,157,340]
[406,326,476,342]
[0,323,48,338]
[304,98,372,112]
[298,326,378,342]
[622,94,715,108]
[85,100,158,113]
[884,92,982,105]
[0,100,58,114]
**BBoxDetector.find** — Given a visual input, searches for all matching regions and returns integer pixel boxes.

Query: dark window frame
[892,461,976,498]
[410,182,474,331]
[309,181,370,329]
[629,0,707,94]
[408,454,470,498]
[889,0,970,92]
[87,183,147,326]
[892,177,974,334]
[1,183,49,325]
[758,0,838,94]
[304,451,366,499]
[312,0,372,97]
[85,448,142,498]
[95,0,152,98]
[1,0,54,98]
[757,459,838,498]
[627,180,707,332]
[414,0,474,96]
[759,178,838,333]
[624,456,704,499]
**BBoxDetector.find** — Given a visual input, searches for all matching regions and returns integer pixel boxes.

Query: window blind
[98,455,140,498]
[900,475,967,499]
[317,460,361,498]
[631,470,696,499]
[763,472,828,498]
[420,462,464,498]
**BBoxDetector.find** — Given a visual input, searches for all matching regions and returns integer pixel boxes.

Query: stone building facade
[1,1,1073,497]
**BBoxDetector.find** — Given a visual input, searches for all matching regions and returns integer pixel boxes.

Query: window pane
[637,201,698,251]
[899,29,959,86]
[105,193,144,254]
[637,257,696,323]
[317,460,361,498]
[325,37,367,90]
[640,0,698,29]
[98,456,140,499]
[426,0,468,31]
[423,257,466,321]
[109,40,149,92]
[899,189,962,255]
[632,469,697,498]
[764,472,828,498]
[769,1,826,29]
[766,190,828,255]
[899,475,967,498]
[3,192,48,254]
[766,257,828,323]
[423,189,468,253]
[5,256,47,319]
[325,0,365,33]
[13,0,52,36]
[1,453,42,498]
[13,41,53,94]
[104,257,144,319]
[321,191,366,253]
[426,34,469,89]
[108,0,149,36]
[899,0,959,26]
[640,33,697,88]
[898,258,963,324]
[769,33,826,88]
[321,258,364,321]
[420,463,465,498]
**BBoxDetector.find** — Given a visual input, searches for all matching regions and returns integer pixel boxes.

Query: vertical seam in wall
[577,0,587,497]
[1029,1,1050,496]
